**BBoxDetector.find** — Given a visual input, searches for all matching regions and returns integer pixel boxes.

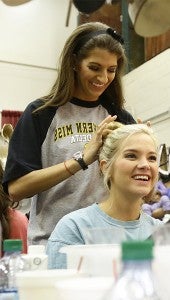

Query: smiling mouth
[133,175,150,181]
[91,82,105,88]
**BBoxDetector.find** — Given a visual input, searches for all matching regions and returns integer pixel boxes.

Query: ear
[99,159,107,174]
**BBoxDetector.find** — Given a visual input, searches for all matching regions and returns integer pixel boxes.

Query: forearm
[8,115,116,201]
[8,159,82,201]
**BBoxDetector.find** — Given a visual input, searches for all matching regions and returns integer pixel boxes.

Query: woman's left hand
[137,118,151,127]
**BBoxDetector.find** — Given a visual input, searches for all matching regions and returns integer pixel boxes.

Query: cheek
[152,166,159,181]
[112,162,128,179]
[109,73,116,82]
[79,70,91,82]
[116,161,130,173]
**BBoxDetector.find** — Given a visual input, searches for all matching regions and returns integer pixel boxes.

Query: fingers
[146,121,151,127]
[96,122,108,136]
[137,118,151,127]
[101,128,113,138]
[83,116,117,161]
[96,123,115,141]
[137,118,142,124]
[97,115,118,139]
[98,115,117,127]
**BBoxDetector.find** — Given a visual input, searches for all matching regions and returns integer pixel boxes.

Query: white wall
[123,49,170,147]
[0,0,77,111]
[0,1,170,147]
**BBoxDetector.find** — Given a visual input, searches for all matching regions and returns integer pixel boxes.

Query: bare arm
[8,159,82,201]
[8,115,116,202]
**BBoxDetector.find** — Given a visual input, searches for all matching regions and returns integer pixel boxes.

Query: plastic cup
[55,277,114,300]
[60,243,121,277]
[16,269,81,300]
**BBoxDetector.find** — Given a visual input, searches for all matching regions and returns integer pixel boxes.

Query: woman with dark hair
[3,22,136,245]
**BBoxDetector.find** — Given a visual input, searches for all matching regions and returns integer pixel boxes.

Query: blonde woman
[47,122,163,269]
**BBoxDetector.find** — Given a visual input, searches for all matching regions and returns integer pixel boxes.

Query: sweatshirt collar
[70,97,101,108]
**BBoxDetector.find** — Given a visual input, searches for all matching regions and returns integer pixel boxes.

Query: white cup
[16,269,81,300]
[55,277,114,300]
[60,243,121,278]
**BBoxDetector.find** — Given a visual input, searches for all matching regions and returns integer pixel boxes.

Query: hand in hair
[83,115,117,165]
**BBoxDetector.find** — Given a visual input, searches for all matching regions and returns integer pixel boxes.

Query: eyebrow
[88,62,117,67]
[123,149,157,155]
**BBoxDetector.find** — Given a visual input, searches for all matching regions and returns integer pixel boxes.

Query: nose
[97,70,108,84]
[137,158,150,170]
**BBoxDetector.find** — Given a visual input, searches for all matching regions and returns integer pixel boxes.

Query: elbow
[8,182,23,202]
[8,191,22,202]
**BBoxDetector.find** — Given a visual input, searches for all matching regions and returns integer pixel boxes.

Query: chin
[139,191,151,199]
[133,188,151,199]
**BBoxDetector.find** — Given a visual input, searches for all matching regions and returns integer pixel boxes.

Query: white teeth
[134,175,149,181]
[92,83,104,87]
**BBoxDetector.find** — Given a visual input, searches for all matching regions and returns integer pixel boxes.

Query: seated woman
[0,163,28,255]
[46,122,163,269]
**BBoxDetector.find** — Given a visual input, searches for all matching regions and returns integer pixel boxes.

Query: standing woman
[3,22,136,245]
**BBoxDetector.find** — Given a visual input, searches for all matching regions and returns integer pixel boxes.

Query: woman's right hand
[83,115,117,165]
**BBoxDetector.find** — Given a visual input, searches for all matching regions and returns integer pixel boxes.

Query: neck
[99,193,142,221]
[73,95,98,102]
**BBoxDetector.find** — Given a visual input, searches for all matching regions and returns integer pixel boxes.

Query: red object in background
[1,110,23,128]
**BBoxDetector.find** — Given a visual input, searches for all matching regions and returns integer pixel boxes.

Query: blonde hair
[99,122,158,193]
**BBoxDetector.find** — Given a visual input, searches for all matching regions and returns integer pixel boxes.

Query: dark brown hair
[35,22,127,112]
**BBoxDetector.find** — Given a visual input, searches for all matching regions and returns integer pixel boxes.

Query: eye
[124,153,136,159]
[89,65,99,71]
[149,155,157,162]
[108,67,117,73]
